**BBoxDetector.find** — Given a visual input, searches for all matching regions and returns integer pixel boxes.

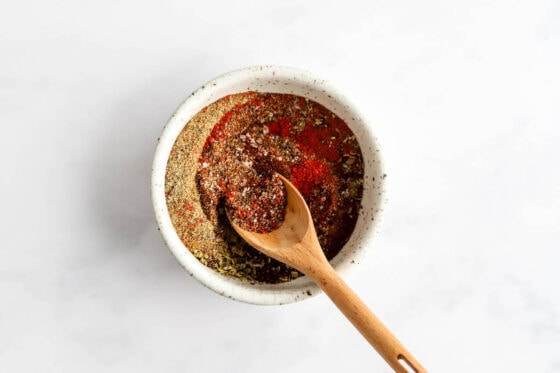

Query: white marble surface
[1,0,559,372]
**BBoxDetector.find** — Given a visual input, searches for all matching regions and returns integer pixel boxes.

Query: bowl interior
[152,66,384,305]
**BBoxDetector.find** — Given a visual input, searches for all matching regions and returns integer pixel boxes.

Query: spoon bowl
[229,174,427,373]
[229,174,324,276]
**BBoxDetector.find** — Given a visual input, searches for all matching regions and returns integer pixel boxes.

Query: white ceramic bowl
[152,65,385,305]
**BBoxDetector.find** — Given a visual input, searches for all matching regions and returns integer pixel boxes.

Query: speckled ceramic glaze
[152,66,385,305]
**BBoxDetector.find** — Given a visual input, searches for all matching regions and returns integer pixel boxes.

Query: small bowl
[152,65,385,305]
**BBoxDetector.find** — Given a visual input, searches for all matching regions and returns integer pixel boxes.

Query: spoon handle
[310,263,427,373]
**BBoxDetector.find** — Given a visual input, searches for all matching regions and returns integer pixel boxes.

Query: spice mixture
[165,92,364,283]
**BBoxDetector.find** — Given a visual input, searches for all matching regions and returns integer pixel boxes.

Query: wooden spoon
[228,174,426,373]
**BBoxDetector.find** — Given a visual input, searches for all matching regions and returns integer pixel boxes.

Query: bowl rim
[151,65,385,305]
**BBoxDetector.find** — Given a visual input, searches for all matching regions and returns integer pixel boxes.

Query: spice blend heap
[165,92,364,284]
